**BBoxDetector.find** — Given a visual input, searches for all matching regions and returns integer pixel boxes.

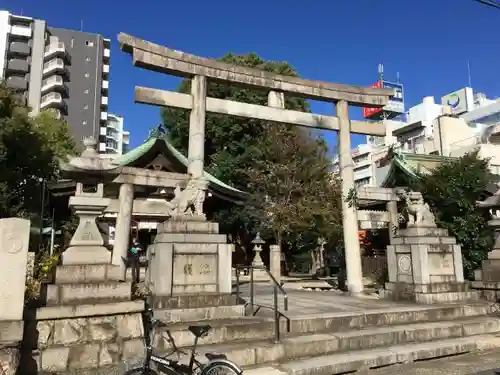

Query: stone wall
[0,344,19,375]
[20,311,144,374]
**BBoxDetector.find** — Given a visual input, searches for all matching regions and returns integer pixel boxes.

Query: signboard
[441,87,473,115]
[362,81,383,119]
[362,81,405,119]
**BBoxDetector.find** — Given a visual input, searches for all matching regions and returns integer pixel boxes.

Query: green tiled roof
[380,151,457,187]
[113,129,245,197]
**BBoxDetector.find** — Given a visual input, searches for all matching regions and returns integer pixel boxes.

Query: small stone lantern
[251,232,265,268]
[475,182,500,284]
[251,233,267,280]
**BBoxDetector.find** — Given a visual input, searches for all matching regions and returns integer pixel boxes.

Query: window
[82,120,87,125]
[70,38,74,48]
[83,105,88,110]
[84,73,90,78]
[84,89,89,94]
[85,57,90,62]
[85,40,94,47]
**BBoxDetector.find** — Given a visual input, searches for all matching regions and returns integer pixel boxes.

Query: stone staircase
[157,301,500,375]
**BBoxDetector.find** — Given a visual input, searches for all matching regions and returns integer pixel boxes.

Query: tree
[413,152,494,279]
[162,53,341,265]
[247,124,342,250]
[0,85,77,219]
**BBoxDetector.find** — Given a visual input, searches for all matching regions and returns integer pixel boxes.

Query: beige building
[333,89,500,186]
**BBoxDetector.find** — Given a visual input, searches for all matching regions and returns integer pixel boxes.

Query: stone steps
[156,317,276,347]
[190,316,500,368]
[155,302,497,349]
[275,334,500,375]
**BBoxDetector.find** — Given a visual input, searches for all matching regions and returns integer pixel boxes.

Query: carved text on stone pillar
[199,264,212,275]
[183,264,193,276]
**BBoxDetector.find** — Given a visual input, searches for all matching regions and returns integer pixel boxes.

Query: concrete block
[40,346,70,372]
[158,220,219,234]
[153,232,227,244]
[154,305,245,323]
[0,320,23,342]
[46,282,132,306]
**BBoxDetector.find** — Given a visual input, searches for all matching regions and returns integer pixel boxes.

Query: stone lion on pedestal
[405,192,436,227]
[166,177,207,218]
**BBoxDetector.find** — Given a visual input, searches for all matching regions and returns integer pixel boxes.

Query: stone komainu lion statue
[405,192,436,227]
[166,178,206,217]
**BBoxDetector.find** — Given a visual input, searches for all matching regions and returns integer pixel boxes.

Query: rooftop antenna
[396,72,400,84]
[80,20,83,31]
[467,60,472,88]
[378,63,384,82]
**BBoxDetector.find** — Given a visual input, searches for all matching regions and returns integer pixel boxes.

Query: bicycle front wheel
[201,360,243,375]
[124,367,159,375]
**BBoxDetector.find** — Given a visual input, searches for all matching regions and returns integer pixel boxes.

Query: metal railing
[234,265,289,343]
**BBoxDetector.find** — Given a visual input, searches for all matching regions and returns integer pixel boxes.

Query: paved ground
[236,282,418,317]
[368,349,500,375]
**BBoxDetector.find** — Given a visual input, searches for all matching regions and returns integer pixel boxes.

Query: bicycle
[124,299,244,375]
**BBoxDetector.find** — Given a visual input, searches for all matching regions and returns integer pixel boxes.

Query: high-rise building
[0,10,114,152]
[0,11,47,110]
[47,27,110,146]
[103,113,129,156]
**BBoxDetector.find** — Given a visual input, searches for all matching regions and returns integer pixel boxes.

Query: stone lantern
[473,183,500,299]
[251,232,267,280]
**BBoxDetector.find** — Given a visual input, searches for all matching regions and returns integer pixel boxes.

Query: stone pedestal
[146,218,243,322]
[147,218,233,297]
[470,222,500,300]
[381,226,479,304]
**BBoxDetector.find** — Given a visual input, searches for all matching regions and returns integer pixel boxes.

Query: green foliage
[161,53,341,261]
[247,124,342,247]
[25,249,60,304]
[0,85,77,219]
[413,152,494,279]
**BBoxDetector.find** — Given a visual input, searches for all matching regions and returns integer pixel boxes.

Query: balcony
[107,120,120,131]
[106,131,120,142]
[44,42,66,60]
[100,111,108,121]
[8,42,30,56]
[40,92,66,112]
[41,75,67,94]
[101,96,108,106]
[6,59,29,73]
[50,109,62,120]
[10,24,31,38]
[102,64,109,75]
[5,76,28,91]
[103,48,110,59]
[43,58,66,76]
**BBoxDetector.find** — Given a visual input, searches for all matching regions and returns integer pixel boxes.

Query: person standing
[129,238,142,284]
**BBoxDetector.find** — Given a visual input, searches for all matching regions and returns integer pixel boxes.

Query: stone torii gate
[118,33,394,295]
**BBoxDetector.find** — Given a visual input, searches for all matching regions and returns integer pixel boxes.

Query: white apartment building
[333,87,500,186]
[0,10,112,151]
[101,113,130,156]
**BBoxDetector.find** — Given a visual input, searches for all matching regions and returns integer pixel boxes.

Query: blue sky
[3,0,500,151]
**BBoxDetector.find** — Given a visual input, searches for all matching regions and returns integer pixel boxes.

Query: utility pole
[475,0,500,9]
